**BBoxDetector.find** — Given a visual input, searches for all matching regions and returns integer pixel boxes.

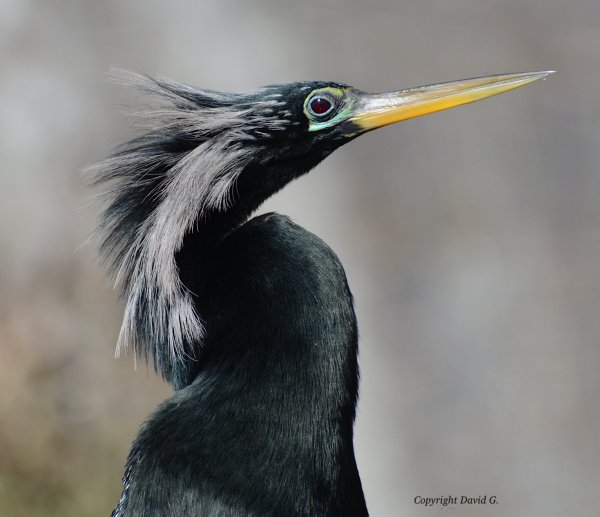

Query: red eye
[309,96,333,116]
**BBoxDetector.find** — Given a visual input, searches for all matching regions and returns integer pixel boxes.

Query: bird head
[89,70,551,388]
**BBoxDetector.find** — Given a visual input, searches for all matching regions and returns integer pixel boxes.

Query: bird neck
[170,213,368,514]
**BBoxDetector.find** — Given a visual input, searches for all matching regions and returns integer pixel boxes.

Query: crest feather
[87,71,287,388]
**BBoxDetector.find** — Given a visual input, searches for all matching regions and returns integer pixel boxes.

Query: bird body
[91,70,551,516]
[114,214,366,516]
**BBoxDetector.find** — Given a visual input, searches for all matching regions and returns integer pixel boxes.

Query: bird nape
[90,70,551,517]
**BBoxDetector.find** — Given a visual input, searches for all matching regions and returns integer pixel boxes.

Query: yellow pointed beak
[350,71,554,131]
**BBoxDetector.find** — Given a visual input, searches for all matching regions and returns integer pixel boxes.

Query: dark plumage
[114,214,364,516]
[90,70,551,516]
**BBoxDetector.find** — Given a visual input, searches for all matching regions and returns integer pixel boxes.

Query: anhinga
[90,70,551,516]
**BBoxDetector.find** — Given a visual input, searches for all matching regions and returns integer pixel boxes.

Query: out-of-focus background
[1,1,598,516]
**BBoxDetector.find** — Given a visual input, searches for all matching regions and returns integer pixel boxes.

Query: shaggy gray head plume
[88,71,289,387]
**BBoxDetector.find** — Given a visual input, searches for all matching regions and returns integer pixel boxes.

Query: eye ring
[307,95,335,118]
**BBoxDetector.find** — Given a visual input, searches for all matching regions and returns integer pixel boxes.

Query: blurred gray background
[1,0,598,516]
